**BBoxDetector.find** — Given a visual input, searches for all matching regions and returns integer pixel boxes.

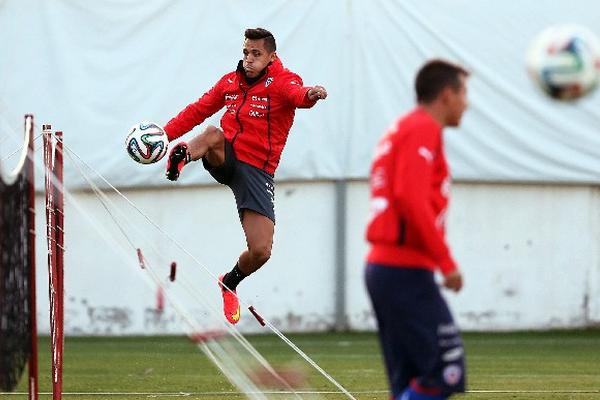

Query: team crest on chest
[265,77,274,87]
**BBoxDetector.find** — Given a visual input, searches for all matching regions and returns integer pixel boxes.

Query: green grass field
[7,330,600,399]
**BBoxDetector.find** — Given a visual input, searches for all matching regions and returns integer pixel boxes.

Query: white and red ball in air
[125,121,169,164]
[526,24,600,100]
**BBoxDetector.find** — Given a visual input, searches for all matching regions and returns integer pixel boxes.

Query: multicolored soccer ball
[526,24,600,100]
[125,122,168,164]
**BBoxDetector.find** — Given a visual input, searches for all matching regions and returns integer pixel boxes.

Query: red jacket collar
[268,56,284,74]
[236,56,284,87]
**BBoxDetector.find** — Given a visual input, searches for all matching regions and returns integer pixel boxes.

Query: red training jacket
[163,57,317,175]
[365,107,457,276]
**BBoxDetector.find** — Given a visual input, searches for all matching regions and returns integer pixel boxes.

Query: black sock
[222,263,247,291]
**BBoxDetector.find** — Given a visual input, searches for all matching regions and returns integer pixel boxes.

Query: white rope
[1,132,42,162]
[0,119,350,398]
[63,148,138,250]
[61,143,313,398]
[62,145,277,396]
[60,140,357,399]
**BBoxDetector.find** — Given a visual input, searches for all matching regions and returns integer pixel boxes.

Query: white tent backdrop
[2,0,600,188]
[2,1,600,334]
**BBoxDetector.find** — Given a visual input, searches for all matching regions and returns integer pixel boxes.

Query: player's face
[242,39,276,79]
[444,75,468,127]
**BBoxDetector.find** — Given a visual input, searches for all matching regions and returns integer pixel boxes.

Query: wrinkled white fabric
[1,0,599,188]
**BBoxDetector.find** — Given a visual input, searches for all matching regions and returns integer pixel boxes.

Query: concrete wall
[34,180,600,334]
[348,181,600,331]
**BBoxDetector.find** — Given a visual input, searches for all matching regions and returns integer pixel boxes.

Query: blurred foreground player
[365,59,469,400]
[163,28,327,324]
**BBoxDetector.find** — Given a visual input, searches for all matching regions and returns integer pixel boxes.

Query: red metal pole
[43,125,61,400]
[53,131,64,400]
[25,115,38,400]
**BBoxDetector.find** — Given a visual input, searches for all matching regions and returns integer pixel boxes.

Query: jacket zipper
[398,217,406,245]
[232,90,248,145]
[262,96,272,170]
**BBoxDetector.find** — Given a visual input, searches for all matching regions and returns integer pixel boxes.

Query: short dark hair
[415,59,469,103]
[244,28,276,53]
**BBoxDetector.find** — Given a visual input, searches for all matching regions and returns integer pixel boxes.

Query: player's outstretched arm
[307,85,328,101]
[164,77,227,141]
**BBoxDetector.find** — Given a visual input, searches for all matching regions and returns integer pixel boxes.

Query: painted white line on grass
[0,391,387,396]
[3,389,600,396]
[470,390,600,393]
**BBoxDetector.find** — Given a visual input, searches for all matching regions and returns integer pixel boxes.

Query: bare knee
[203,125,223,149]
[188,125,224,162]
[250,244,272,267]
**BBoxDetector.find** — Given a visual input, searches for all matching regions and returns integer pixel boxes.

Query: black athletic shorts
[202,139,275,223]
[365,264,466,397]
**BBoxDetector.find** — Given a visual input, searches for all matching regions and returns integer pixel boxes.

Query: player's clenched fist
[307,85,327,100]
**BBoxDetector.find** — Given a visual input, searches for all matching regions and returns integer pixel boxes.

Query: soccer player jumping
[162,28,327,324]
[365,60,469,400]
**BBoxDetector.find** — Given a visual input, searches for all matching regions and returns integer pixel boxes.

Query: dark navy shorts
[365,263,466,398]
[202,139,275,223]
